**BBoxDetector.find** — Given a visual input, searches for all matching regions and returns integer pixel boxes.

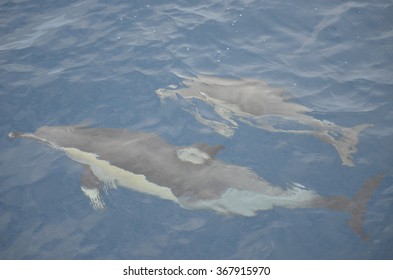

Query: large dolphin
[156,75,371,167]
[9,125,383,239]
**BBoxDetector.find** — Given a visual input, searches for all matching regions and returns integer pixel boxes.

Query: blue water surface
[0,0,393,259]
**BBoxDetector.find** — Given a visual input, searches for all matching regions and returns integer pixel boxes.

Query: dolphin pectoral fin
[80,164,105,210]
[314,173,384,240]
[189,107,235,137]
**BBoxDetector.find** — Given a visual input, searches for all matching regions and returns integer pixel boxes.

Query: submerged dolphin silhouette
[156,75,371,167]
[9,125,383,239]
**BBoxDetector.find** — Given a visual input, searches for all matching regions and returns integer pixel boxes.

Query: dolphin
[9,125,383,239]
[156,75,371,167]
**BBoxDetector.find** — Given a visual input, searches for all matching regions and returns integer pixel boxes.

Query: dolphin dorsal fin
[176,144,224,164]
[192,143,224,159]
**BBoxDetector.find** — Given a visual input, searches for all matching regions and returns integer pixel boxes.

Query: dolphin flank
[9,125,383,239]
[156,75,371,167]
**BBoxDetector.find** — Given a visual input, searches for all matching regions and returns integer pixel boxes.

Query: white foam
[176,147,210,164]
[81,185,105,210]
[155,88,178,101]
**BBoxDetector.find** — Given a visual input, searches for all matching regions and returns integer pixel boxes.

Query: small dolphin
[9,125,383,239]
[156,75,371,167]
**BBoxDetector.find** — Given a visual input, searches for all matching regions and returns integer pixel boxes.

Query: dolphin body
[9,125,383,239]
[156,75,371,167]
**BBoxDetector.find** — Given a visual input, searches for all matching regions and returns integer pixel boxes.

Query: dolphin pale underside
[156,75,371,167]
[9,125,383,239]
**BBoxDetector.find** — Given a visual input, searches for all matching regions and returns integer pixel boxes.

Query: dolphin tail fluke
[314,173,384,240]
[80,164,106,210]
[315,124,372,167]
[347,173,384,240]
[336,124,372,167]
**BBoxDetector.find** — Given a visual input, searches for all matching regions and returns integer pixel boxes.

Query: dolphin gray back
[177,75,309,116]
[31,126,277,201]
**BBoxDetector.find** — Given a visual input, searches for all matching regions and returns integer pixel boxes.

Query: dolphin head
[31,125,91,148]
[36,125,73,139]
[155,86,180,102]
[8,125,78,149]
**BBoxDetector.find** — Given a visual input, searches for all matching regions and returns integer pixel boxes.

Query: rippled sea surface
[1,0,392,259]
